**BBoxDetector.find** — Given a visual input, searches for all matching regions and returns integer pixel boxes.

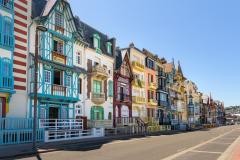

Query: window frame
[93,80,102,93]
[76,51,82,65]
[44,70,51,84]
[53,38,64,55]
[65,75,72,87]
[55,11,64,28]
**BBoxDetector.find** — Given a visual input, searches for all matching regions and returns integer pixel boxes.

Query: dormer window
[55,11,64,33]
[107,42,112,54]
[55,11,64,27]
[93,34,100,53]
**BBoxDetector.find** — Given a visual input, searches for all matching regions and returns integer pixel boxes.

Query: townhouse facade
[0,0,226,145]
[122,43,146,119]
[113,49,133,127]
[80,21,115,127]
[0,0,31,118]
[185,80,202,125]
[142,49,158,121]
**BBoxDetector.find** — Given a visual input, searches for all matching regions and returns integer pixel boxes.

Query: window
[107,42,112,54]
[75,105,82,115]
[147,59,154,69]
[78,78,82,94]
[76,51,81,65]
[93,34,100,49]
[2,17,13,47]
[44,70,51,84]
[160,93,167,101]
[93,80,101,93]
[0,98,2,117]
[108,81,113,97]
[66,76,71,87]
[53,39,64,55]
[55,11,64,27]
[53,70,62,85]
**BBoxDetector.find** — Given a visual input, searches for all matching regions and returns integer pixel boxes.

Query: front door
[49,107,59,119]
[0,98,6,118]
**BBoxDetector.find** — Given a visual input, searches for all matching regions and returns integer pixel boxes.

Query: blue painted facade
[0,0,15,118]
[29,0,81,120]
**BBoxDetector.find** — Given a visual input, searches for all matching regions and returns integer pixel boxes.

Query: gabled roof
[114,49,133,79]
[115,49,123,70]
[74,17,115,58]
[177,61,183,76]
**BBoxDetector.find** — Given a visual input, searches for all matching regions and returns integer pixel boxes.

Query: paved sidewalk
[0,130,181,159]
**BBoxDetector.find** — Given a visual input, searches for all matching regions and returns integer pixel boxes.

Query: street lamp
[33,25,47,152]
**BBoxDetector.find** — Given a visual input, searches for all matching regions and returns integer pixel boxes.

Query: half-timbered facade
[29,0,81,119]
[113,49,133,127]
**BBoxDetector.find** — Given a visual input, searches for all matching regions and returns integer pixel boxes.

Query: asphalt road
[18,125,240,160]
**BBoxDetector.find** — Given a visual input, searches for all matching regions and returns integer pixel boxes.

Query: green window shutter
[0,15,2,45]
[93,80,101,93]
[108,80,113,97]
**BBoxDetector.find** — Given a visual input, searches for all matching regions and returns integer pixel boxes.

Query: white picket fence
[39,119,105,142]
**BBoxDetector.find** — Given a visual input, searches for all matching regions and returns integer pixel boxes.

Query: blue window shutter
[0,15,2,45]
[0,57,2,87]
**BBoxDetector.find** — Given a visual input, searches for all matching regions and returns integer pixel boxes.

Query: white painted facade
[84,47,114,120]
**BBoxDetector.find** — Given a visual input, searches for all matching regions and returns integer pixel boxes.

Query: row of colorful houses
[0,0,225,144]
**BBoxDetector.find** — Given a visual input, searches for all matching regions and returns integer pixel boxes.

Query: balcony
[157,71,167,78]
[0,0,14,11]
[148,99,158,106]
[30,83,78,101]
[90,65,108,80]
[149,82,157,90]
[117,94,130,102]
[0,76,13,90]
[132,61,145,72]
[91,92,105,104]
[132,96,145,104]
[158,86,167,92]
[132,79,145,88]
[88,120,113,128]
[52,51,66,65]
[158,100,169,107]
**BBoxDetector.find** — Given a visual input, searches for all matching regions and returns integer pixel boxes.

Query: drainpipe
[27,19,34,118]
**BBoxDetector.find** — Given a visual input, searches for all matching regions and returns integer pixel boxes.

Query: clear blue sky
[70,0,240,107]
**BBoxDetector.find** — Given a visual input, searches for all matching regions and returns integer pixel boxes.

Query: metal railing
[30,82,78,99]
[117,94,130,102]
[116,117,137,126]
[0,118,33,130]
[0,118,44,145]
[0,76,13,89]
[39,119,83,131]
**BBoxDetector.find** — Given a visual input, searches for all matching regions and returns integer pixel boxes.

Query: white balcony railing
[39,119,83,131]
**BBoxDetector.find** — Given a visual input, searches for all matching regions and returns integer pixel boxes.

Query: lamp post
[33,25,48,152]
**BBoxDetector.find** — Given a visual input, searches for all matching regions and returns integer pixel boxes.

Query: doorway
[49,107,59,119]
[53,69,62,85]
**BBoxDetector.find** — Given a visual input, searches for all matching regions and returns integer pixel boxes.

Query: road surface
[18,125,240,160]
